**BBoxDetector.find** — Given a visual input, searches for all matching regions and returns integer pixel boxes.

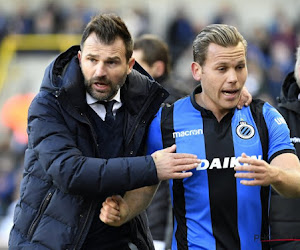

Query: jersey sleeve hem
[269,149,296,163]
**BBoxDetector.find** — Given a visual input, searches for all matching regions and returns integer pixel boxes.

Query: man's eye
[107,61,116,65]
[89,58,96,63]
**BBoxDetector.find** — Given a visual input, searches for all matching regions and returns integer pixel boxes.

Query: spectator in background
[123,8,150,39]
[133,34,192,104]
[265,8,297,103]
[0,93,34,218]
[0,10,8,43]
[166,9,195,67]
[243,44,275,105]
[33,2,59,34]
[0,92,34,168]
[266,41,295,103]
[8,4,33,35]
[63,1,96,34]
[269,45,300,249]
[211,2,239,27]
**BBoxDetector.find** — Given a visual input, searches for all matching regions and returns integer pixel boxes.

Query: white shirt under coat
[86,89,122,121]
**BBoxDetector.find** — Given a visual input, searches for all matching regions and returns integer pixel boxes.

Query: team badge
[236,121,255,139]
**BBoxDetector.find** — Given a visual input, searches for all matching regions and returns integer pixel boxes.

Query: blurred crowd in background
[0,1,299,102]
[0,0,299,247]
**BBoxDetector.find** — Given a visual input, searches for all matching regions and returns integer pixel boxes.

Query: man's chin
[94,90,118,102]
[223,101,239,111]
[88,90,107,101]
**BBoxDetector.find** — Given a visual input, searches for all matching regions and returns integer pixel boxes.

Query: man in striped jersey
[100,24,300,250]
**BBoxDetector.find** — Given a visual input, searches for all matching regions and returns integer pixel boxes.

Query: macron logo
[173,129,203,138]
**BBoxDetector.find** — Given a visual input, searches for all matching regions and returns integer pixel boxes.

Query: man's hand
[237,86,252,109]
[100,186,158,227]
[235,152,300,198]
[99,195,129,227]
[151,144,201,180]
[234,153,278,186]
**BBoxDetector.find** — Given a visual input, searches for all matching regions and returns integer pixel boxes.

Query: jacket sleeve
[27,93,159,196]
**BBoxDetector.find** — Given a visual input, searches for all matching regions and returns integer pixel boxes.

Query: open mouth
[94,82,107,86]
[93,82,109,91]
[222,90,239,96]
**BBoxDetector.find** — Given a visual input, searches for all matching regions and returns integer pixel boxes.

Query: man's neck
[195,93,230,122]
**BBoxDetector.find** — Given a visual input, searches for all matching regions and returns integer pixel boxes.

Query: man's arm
[100,185,158,227]
[234,153,300,198]
[100,144,201,226]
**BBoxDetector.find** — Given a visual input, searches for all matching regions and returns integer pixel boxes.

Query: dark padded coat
[269,71,300,244]
[9,45,168,250]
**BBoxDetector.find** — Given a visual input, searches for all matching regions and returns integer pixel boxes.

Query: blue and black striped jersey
[146,89,295,250]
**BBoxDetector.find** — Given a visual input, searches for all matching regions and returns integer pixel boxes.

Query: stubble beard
[85,74,127,101]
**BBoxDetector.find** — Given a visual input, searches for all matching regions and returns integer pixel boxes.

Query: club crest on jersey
[236,121,255,139]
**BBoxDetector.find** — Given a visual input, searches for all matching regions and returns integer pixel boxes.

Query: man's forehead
[206,42,246,62]
[82,35,126,58]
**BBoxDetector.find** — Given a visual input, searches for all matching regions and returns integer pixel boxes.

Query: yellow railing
[0,34,81,93]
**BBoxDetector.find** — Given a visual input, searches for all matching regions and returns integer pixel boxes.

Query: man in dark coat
[269,45,300,250]
[8,13,200,250]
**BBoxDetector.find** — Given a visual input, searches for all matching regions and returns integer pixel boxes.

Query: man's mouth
[222,89,239,96]
[93,81,110,91]
[94,82,107,86]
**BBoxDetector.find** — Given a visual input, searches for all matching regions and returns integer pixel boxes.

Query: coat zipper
[28,192,53,238]
[72,115,99,249]
[73,202,94,250]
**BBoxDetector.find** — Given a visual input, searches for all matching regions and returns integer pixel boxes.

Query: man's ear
[127,57,135,74]
[152,61,165,78]
[77,50,82,66]
[191,62,202,81]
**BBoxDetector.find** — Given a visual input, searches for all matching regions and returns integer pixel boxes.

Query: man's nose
[227,68,238,83]
[94,62,106,77]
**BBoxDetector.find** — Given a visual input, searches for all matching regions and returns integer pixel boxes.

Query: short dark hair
[80,13,133,61]
[134,34,171,76]
[193,24,247,66]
